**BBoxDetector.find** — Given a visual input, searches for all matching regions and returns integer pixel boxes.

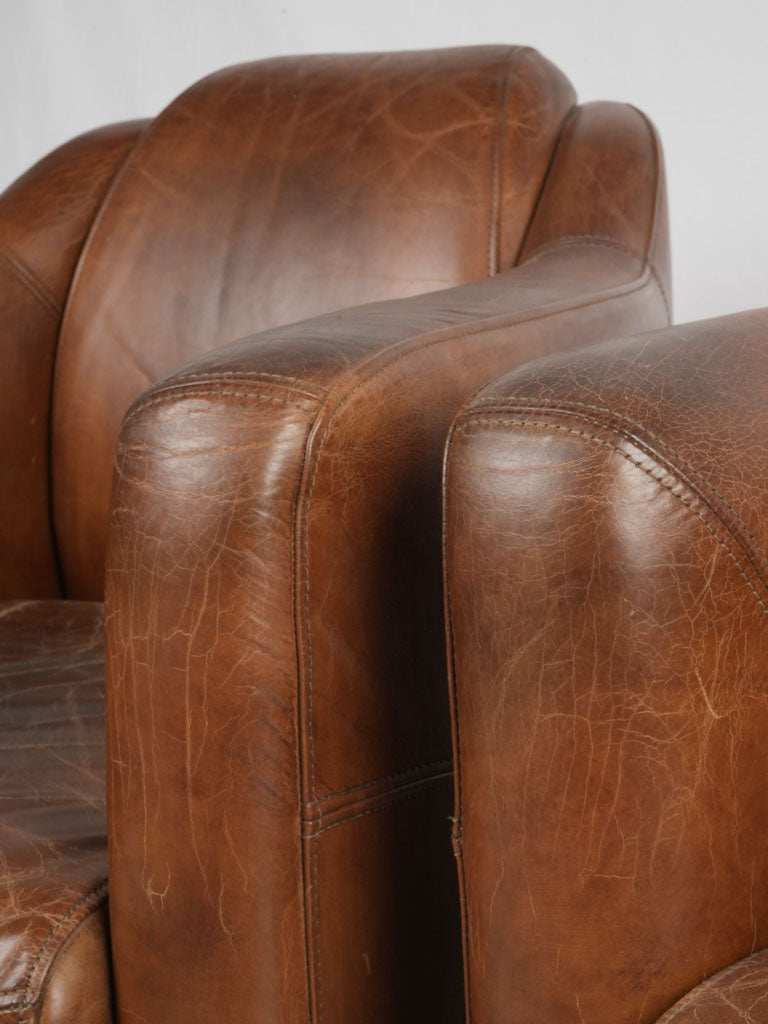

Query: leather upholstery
[444,308,768,1022]
[657,949,768,1022]
[105,66,670,1024]
[0,122,146,598]
[0,601,107,1024]
[0,45,673,1024]
[52,45,575,598]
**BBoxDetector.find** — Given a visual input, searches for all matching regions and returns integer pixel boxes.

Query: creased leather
[0,122,146,598]
[53,45,575,598]
[0,600,107,1024]
[657,948,768,1022]
[106,79,669,1020]
[444,308,768,1023]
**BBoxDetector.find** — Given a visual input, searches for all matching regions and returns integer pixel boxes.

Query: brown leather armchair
[444,309,768,1022]
[0,46,669,1022]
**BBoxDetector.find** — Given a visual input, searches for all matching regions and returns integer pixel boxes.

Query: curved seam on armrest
[0,879,109,1019]
[122,386,317,429]
[151,369,326,399]
[473,395,768,575]
[453,413,768,619]
[0,243,60,318]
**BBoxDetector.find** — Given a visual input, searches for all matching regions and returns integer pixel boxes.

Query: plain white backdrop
[1,0,765,322]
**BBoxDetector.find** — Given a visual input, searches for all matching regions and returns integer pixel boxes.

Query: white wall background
[1,0,765,322]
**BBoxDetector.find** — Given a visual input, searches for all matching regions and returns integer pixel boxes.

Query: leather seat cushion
[0,600,108,1024]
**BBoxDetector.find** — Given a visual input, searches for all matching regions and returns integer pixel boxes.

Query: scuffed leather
[0,122,146,598]
[444,308,768,1022]
[52,45,576,598]
[0,601,107,1023]
[106,80,669,1020]
[657,949,768,1022]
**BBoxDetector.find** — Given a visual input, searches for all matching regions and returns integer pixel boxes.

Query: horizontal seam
[303,773,453,837]
[0,243,60,319]
[472,395,768,573]
[0,880,108,1008]
[152,369,325,400]
[315,756,452,803]
[123,387,317,429]
[454,415,768,620]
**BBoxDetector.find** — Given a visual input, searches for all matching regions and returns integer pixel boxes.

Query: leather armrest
[104,102,670,1024]
[444,308,768,1023]
[657,948,768,1021]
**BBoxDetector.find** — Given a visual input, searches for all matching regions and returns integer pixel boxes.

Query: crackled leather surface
[658,949,768,1022]
[105,60,670,1024]
[0,600,108,1024]
[444,308,768,1022]
[52,44,576,598]
[0,122,146,598]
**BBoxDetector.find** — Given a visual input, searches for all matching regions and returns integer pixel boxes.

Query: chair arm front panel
[445,309,768,1022]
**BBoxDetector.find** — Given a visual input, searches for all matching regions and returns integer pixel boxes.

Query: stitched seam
[473,395,768,573]
[659,953,768,1020]
[122,387,314,430]
[0,244,60,318]
[298,266,654,1023]
[315,756,452,803]
[443,421,472,1024]
[487,48,520,276]
[454,416,768,618]
[152,369,325,400]
[305,774,452,837]
[301,268,653,800]
[311,838,323,1023]
[8,880,108,1017]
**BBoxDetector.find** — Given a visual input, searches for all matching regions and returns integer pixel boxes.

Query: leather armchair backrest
[47,45,574,597]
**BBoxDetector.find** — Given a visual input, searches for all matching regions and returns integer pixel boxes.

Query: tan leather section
[444,309,768,1022]
[0,123,145,598]
[107,385,318,1024]
[52,46,575,598]
[519,100,672,319]
[657,948,768,1022]
[106,244,668,1024]
[0,600,107,1022]
[38,907,111,1024]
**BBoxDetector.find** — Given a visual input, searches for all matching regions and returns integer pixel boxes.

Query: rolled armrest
[105,103,670,1024]
[445,308,768,1023]
[657,948,768,1021]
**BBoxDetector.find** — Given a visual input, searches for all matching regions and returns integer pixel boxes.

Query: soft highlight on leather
[105,56,670,1024]
[0,44,674,1024]
[444,308,768,1022]
[52,45,576,598]
[0,122,146,598]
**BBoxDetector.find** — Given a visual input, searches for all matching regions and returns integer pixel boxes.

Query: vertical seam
[487,47,521,277]
[442,422,473,1024]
